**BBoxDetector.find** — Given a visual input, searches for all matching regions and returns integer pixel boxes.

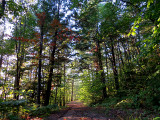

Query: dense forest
[0,0,160,119]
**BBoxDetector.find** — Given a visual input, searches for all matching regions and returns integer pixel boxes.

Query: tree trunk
[55,86,58,104]
[0,0,6,18]
[71,80,74,101]
[14,21,21,100]
[37,24,44,105]
[121,41,129,63]
[14,51,20,100]
[14,17,26,100]
[44,32,57,106]
[59,79,62,106]
[110,37,119,92]
[104,42,109,76]
[0,55,2,68]
[63,63,66,106]
[14,42,24,100]
[33,68,37,102]
[1,57,7,100]
[0,55,3,85]
[96,38,107,99]
[118,41,124,67]
[58,56,62,106]
[44,0,60,105]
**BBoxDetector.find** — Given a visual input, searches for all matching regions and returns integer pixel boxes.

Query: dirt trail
[47,101,113,120]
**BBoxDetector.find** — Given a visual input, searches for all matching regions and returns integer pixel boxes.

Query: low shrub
[30,104,59,117]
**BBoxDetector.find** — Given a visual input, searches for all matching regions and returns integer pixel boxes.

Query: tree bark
[110,37,119,91]
[55,85,57,104]
[104,42,109,75]
[37,24,44,105]
[14,50,20,100]
[0,0,6,18]
[118,41,124,67]
[44,32,57,106]
[14,17,26,100]
[0,55,3,85]
[96,38,107,99]
[14,21,21,100]
[1,57,7,100]
[71,80,74,101]
[63,63,66,106]
[0,55,2,68]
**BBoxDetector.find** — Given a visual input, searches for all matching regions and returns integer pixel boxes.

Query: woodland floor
[46,101,113,120]
[30,101,158,120]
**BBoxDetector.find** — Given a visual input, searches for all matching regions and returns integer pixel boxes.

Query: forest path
[47,101,112,120]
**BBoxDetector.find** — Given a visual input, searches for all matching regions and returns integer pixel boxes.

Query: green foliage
[7,0,23,16]
[91,97,119,108]
[30,104,59,117]
[115,98,134,108]
[0,99,27,107]
[0,99,59,119]
[78,70,106,103]
[6,114,21,120]
[153,117,160,120]
[78,71,94,103]
[120,59,160,109]
[0,39,16,55]
[0,99,28,119]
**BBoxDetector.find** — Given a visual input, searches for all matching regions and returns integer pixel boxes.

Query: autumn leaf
[49,43,56,46]
[50,19,61,29]
[36,12,46,25]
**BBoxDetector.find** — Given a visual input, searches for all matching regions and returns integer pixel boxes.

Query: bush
[7,114,22,120]
[115,98,133,108]
[30,104,59,117]
[153,117,160,120]
[0,99,28,119]
[90,97,119,108]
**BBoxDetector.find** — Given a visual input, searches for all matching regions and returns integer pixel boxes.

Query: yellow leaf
[131,28,136,36]
[12,16,15,20]
[131,31,136,36]
[147,0,154,8]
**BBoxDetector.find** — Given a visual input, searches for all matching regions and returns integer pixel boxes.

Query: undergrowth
[0,99,60,120]
[89,95,160,120]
